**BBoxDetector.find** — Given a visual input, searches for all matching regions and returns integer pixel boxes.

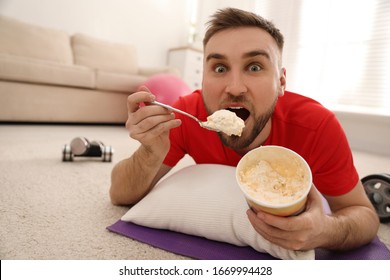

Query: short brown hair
[203,8,284,52]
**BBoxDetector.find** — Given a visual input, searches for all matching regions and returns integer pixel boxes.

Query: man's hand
[247,186,329,251]
[126,86,181,157]
[247,182,379,251]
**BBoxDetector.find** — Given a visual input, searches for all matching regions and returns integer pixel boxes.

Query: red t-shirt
[163,90,359,196]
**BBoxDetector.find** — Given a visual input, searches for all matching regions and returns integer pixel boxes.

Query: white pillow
[121,164,315,260]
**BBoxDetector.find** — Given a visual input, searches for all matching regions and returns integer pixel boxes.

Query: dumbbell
[62,137,113,162]
[361,173,390,223]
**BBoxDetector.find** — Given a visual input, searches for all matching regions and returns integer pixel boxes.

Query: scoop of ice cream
[238,159,308,205]
[203,109,245,136]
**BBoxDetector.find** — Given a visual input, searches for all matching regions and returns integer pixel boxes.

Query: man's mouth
[226,107,250,122]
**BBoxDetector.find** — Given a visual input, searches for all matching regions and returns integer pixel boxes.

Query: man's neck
[235,120,272,155]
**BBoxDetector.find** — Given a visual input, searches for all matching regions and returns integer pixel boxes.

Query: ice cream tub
[236,145,312,216]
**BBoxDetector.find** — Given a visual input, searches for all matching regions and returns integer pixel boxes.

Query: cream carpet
[0,124,389,259]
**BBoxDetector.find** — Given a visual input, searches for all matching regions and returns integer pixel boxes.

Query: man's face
[202,27,286,151]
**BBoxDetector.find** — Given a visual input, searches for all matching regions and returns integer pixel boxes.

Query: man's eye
[214,65,227,73]
[248,64,262,72]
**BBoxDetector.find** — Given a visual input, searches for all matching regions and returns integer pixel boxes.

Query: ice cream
[203,109,245,136]
[238,159,309,205]
[236,146,312,216]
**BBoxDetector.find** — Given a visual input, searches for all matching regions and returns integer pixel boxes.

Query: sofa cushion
[138,66,181,77]
[72,34,138,75]
[0,15,73,65]
[95,71,146,93]
[0,53,95,89]
[0,81,128,123]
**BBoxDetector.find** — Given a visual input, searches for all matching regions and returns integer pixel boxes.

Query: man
[110,8,379,251]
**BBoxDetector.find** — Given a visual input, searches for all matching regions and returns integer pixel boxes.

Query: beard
[219,96,278,150]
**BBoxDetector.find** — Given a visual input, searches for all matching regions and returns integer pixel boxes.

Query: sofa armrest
[138,66,180,77]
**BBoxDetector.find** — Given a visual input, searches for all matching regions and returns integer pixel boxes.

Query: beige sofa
[0,15,178,123]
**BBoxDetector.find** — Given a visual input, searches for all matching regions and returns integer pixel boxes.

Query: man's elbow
[370,208,380,238]
[109,184,142,206]
[109,185,132,206]
[109,186,122,206]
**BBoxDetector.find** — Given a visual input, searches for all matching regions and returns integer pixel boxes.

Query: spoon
[150,101,220,132]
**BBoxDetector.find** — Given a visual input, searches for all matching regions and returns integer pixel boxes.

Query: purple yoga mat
[107,220,390,260]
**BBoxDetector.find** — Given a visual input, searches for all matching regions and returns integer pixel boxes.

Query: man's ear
[278,67,287,96]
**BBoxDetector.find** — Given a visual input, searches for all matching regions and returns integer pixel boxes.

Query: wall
[0,0,191,67]
[192,0,255,49]
[335,112,390,157]
[0,0,255,65]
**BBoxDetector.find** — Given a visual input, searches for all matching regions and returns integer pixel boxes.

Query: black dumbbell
[361,173,390,223]
[62,137,113,162]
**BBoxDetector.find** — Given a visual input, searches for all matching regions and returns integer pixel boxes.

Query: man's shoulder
[173,90,206,117]
[275,91,335,130]
[173,90,201,105]
[280,91,327,109]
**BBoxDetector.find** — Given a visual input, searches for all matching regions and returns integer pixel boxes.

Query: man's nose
[225,70,247,96]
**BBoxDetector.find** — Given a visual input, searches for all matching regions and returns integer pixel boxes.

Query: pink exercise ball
[143,74,191,105]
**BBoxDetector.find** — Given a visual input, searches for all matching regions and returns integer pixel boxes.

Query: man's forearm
[322,206,379,250]
[109,146,165,205]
